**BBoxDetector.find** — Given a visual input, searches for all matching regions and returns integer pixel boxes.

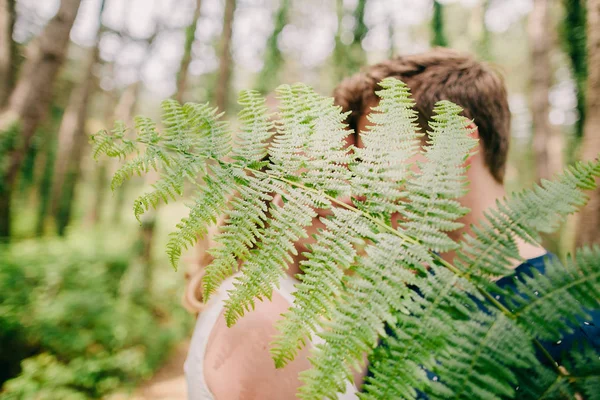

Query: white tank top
[184,272,360,400]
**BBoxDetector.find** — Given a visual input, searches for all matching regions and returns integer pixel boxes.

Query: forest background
[0,0,599,398]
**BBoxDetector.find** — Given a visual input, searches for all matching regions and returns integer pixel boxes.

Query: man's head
[333,48,510,184]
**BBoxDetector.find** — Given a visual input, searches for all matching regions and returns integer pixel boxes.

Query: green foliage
[0,232,190,398]
[95,78,600,399]
[333,0,368,80]
[561,0,587,138]
[255,0,289,94]
[431,0,449,47]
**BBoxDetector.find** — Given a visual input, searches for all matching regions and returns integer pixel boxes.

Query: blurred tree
[333,0,367,81]
[473,0,491,60]
[576,0,600,246]
[35,106,62,236]
[91,69,119,225]
[388,19,395,58]
[176,0,202,103]
[431,0,448,47]
[0,0,82,240]
[215,0,236,112]
[529,0,563,181]
[52,0,106,236]
[255,0,289,94]
[0,0,17,107]
[562,0,588,138]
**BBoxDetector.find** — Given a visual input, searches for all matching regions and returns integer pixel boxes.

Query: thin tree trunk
[333,0,367,81]
[388,17,396,58]
[255,0,288,94]
[529,0,562,182]
[333,0,346,82]
[51,0,105,235]
[215,0,236,112]
[176,0,202,103]
[576,0,600,247]
[352,0,368,58]
[0,0,82,240]
[431,0,449,47]
[562,0,588,139]
[139,216,156,294]
[35,109,61,236]
[0,0,17,107]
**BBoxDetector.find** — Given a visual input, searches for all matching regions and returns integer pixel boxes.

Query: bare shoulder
[204,288,312,400]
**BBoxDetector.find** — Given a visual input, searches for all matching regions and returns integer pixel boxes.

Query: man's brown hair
[333,48,510,183]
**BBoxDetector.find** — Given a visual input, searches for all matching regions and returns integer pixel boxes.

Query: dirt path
[110,341,189,400]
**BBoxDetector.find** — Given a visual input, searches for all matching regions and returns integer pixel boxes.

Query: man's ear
[467,122,480,139]
[466,123,480,166]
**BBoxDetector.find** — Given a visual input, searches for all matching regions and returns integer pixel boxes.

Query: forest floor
[110,341,189,400]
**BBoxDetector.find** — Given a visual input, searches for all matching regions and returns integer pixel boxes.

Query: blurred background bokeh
[0,0,598,398]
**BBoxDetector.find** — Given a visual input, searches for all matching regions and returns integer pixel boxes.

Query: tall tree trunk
[562,0,588,139]
[529,0,563,182]
[0,0,82,240]
[350,0,367,70]
[431,0,449,47]
[0,0,17,107]
[51,0,105,235]
[255,0,288,94]
[35,107,62,236]
[215,0,236,112]
[52,45,100,235]
[333,0,346,82]
[176,0,202,103]
[388,16,396,58]
[576,0,600,247]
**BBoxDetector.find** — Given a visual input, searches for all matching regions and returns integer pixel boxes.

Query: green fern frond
[183,102,231,158]
[362,265,478,400]
[268,84,320,176]
[456,160,600,280]
[233,89,275,167]
[300,233,428,400]
[351,78,421,214]
[271,208,377,368]
[97,79,600,400]
[503,246,600,340]
[90,120,135,160]
[402,100,476,253]
[296,95,477,399]
[132,167,186,222]
[109,117,171,190]
[202,175,275,298]
[166,165,236,269]
[223,188,327,326]
[512,344,600,400]
[430,312,536,400]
